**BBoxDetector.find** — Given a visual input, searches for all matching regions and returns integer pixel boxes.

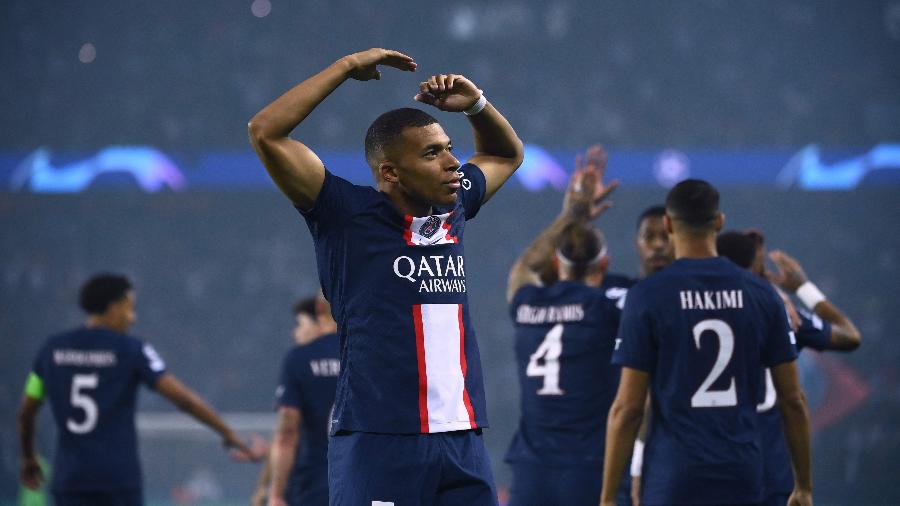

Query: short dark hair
[79,273,132,315]
[716,231,757,269]
[364,108,439,170]
[292,296,318,320]
[665,179,720,231]
[636,205,666,229]
[557,223,606,279]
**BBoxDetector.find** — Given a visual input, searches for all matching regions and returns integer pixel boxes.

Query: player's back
[33,326,165,492]
[614,257,796,504]
[507,281,621,466]
[277,332,340,470]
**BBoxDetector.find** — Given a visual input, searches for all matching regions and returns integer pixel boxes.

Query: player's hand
[414,74,483,112]
[787,488,813,506]
[20,456,43,490]
[225,433,268,462]
[767,250,809,293]
[342,48,417,81]
[563,145,619,220]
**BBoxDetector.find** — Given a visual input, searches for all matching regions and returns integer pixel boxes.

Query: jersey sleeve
[137,341,167,388]
[458,163,487,220]
[612,286,656,372]
[297,169,361,234]
[275,348,304,410]
[795,308,833,351]
[761,287,799,367]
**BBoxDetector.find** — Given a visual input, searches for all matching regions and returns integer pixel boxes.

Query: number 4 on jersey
[527,323,565,395]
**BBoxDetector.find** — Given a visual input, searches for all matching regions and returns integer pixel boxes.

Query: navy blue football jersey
[613,257,797,505]
[505,281,622,466]
[506,281,620,466]
[30,327,166,492]
[299,164,488,434]
[758,308,832,497]
[600,273,636,312]
[275,333,340,485]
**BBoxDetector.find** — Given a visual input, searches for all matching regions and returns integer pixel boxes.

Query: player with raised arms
[248,48,523,505]
[17,273,260,506]
[600,180,813,506]
[504,147,631,505]
[718,230,861,506]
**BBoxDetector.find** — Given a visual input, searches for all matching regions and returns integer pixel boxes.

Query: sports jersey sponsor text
[393,254,467,293]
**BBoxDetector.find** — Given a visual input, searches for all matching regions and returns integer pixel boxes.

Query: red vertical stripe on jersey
[457,304,477,428]
[413,304,430,433]
[403,215,414,246]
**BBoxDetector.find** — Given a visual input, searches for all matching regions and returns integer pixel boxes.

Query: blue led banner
[2,144,898,193]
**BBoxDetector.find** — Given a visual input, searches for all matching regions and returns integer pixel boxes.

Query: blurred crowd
[3,0,899,151]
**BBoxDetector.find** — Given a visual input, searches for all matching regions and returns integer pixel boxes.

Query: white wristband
[796,281,826,310]
[463,94,487,116]
[630,439,645,477]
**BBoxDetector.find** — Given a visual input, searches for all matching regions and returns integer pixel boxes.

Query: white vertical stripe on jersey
[418,303,475,433]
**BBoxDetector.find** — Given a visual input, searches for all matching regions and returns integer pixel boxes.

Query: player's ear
[714,212,725,232]
[379,161,398,184]
[599,255,610,274]
[663,214,674,234]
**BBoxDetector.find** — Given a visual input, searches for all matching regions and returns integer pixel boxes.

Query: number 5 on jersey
[527,323,565,395]
[68,373,99,434]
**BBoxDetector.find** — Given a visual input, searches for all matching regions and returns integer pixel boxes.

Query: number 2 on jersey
[691,319,737,408]
[527,323,564,395]
[67,373,99,434]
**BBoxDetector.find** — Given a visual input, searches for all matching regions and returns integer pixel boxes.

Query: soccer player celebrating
[505,147,627,505]
[248,48,523,504]
[600,180,813,506]
[252,295,339,506]
[17,273,260,506]
[718,230,861,506]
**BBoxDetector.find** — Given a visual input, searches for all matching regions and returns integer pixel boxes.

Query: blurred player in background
[248,48,523,504]
[718,230,861,506]
[505,146,630,505]
[17,273,260,506]
[251,294,339,506]
[601,180,813,506]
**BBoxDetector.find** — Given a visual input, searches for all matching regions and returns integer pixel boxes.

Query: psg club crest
[419,215,442,238]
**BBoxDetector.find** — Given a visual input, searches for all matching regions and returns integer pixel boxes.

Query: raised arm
[154,373,261,461]
[413,74,524,202]
[506,145,618,301]
[770,360,813,506]
[248,48,417,209]
[768,250,861,350]
[267,406,302,506]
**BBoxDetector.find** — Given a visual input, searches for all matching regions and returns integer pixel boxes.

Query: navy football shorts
[328,429,497,506]
[507,460,633,506]
[52,490,142,506]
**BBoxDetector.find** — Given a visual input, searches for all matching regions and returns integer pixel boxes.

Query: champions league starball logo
[418,216,442,238]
